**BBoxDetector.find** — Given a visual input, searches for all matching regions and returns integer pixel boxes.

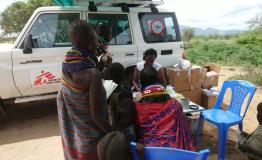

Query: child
[239,102,262,160]
[105,62,136,141]
[97,131,145,160]
[109,96,136,141]
[97,131,131,160]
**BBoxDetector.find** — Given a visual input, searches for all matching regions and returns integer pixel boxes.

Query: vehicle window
[88,13,132,45]
[139,13,181,43]
[28,13,80,48]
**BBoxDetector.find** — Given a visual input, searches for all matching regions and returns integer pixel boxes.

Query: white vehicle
[0,0,183,113]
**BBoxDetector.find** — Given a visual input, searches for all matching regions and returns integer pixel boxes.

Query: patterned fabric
[139,85,170,103]
[57,84,106,160]
[57,48,105,160]
[62,48,98,73]
[135,85,195,151]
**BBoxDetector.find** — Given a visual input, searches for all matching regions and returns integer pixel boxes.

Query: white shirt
[136,61,162,72]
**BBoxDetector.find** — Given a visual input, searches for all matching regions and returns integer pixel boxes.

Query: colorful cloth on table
[57,48,105,160]
[135,85,195,151]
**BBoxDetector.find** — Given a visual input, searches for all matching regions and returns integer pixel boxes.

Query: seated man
[239,102,262,160]
[135,67,195,151]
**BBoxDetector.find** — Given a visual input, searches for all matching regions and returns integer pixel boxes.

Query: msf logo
[34,70,56,85]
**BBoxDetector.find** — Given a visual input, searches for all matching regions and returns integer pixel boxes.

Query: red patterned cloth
[135,85,195,151]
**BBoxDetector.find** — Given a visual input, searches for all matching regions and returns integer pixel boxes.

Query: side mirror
[23,34,33,54]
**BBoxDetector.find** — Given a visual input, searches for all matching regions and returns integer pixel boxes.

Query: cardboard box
[178,89,202,105]
[202,93,217,109]
[202,71,219,89]
[204,63,221,73]
[167,66,204,92]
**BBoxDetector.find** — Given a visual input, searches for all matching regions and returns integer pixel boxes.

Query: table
[183,101,205,115]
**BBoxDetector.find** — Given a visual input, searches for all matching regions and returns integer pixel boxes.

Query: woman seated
[133,48,166,92]
[135,67,195,151]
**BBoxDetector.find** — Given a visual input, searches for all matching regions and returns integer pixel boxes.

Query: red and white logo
[34,70,56,85]
[31,69,61,86]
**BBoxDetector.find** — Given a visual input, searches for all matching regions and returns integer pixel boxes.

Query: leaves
[0,0,53,35]
[182,28,195,48]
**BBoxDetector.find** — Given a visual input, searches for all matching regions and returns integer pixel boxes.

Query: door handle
[19,60,42,64]
[161,50,172,55]
[125,53,135,56]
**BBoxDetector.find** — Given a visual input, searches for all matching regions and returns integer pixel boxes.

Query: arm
[158,67,167,87]
[135,143,145,160]
[97,52,113,73]
[132,67,141,92]
[89,69,112,133]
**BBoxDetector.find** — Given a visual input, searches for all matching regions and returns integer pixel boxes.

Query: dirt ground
[0,66,261,160]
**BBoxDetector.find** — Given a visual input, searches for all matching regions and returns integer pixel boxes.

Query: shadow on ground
[196,122,249,160]
[0,99,60,145]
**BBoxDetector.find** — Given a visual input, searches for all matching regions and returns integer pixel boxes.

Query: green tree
[0,1,29,35]
[182,28,195,48]
[237,12,262,47]
[27,0,53,14]
[247,12,262,30]
[0,0,53,36]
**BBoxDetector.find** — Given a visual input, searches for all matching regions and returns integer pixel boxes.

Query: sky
[0,0,262,30]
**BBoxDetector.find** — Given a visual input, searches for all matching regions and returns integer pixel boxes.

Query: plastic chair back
[130,142,210,160]
[214,80,256,117]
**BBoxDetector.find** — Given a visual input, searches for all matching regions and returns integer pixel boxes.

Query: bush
[229,67,262,86]
[185,39,262,66]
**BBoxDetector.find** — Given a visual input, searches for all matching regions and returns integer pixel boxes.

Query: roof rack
[74,0,164,7]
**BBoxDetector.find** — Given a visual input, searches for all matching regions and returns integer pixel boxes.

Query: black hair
[68,20,97,52]
[106,62,125,84]
[140,67,159,88]
[97,131,130,160]
[143,48,157,60]
[96,23,112,43]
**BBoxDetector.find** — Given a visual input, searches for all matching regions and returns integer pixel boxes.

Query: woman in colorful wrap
[57,20,111,160]
[135,67,195,151]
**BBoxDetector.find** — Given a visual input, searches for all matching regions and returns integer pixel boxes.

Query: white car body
[0,5,183,102]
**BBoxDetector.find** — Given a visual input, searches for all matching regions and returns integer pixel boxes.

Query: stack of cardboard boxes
[201,64,221,108]
[167,63,221,136]
[167,65,205,105]
[167,63,221,108]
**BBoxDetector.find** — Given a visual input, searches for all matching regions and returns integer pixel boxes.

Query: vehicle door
[88,12,138,68]
[11,12,80,96]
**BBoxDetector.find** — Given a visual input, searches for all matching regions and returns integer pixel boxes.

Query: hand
[100,52,112,66]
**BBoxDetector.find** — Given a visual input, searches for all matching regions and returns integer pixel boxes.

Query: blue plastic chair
[130,142,210,160]
[196,80,256,160]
